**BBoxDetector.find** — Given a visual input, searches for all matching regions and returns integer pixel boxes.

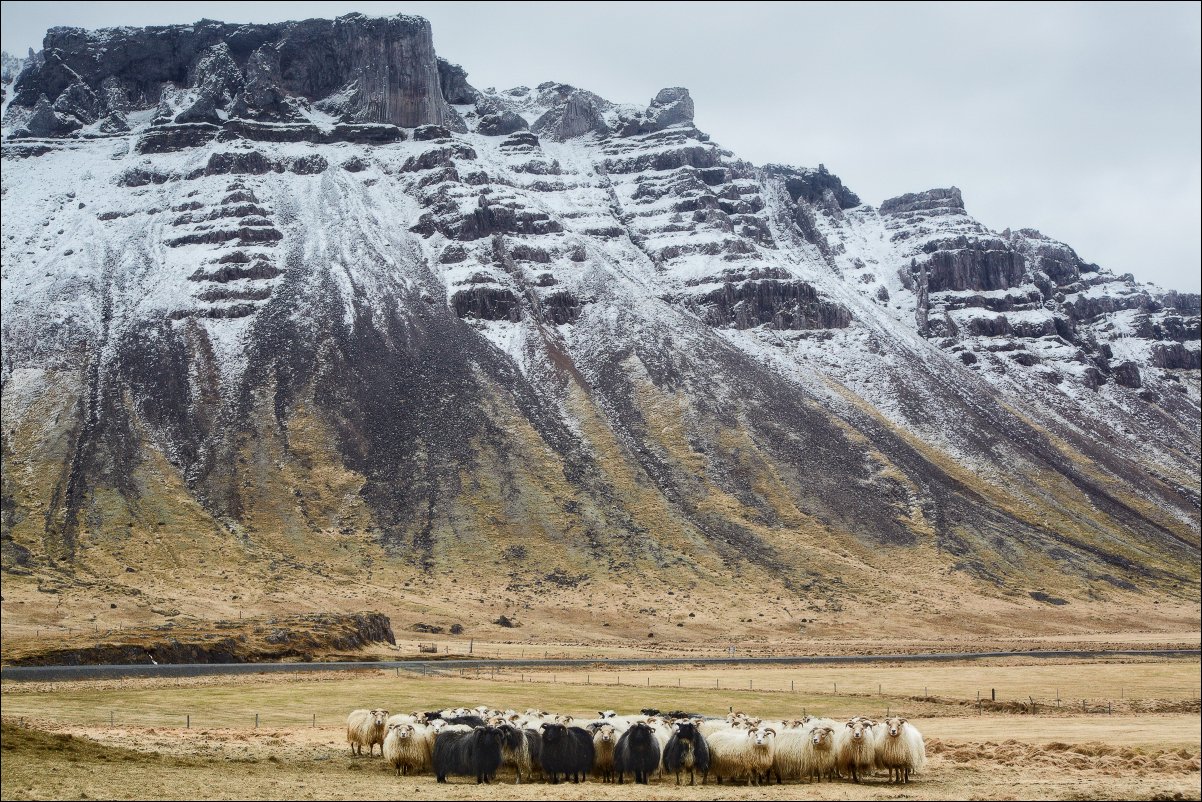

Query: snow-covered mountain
[1,15,1197,633]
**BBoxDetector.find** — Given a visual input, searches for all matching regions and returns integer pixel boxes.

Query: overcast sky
[3,1,1199,291]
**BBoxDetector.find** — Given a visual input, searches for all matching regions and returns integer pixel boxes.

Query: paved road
[2,648,1197,682]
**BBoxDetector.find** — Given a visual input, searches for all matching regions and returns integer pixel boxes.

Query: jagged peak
[879,186,965,216]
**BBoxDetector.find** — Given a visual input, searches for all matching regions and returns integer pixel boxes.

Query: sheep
[588,723,619,782]
[432,726,505,784]
[698,717,734,737]
[874,717,926,784]
[496,723,541,784]
[386,712,424,728]
[645,716,673,761]
[442,714,487,728]
[663,719,711,786]
[346,708,389,757]
[801,725,838,782]
[428,720,472,736]
[705,726,776,785]
[614,722,661,785]
[770,726,810,783]
[382,722,433,776]
[539,722,595,784]
[836,718,877,783]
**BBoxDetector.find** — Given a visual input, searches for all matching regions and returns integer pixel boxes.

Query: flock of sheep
[346,705,926,786]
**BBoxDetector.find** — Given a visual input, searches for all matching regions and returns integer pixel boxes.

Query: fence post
[186,714,190,729]
[991,688,995,701]
[312,714,316,728]
[749,679,753,690]
[791,680,794,692]
[879,683,882,696]
[110,711,114,726]
[255,713,259,729]
[647,676,650,687]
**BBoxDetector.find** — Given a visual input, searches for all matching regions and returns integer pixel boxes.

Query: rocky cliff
[1,15,1198,641]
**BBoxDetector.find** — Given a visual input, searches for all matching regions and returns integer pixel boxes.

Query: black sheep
[663,720,711,786]
[614,721,662,785]
[432,727,504,784]
[538,723,595,784]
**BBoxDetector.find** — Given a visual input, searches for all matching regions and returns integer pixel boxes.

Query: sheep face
[595,724,616,743]
[598,710,617,719]
[672,721,699,741]
[750,727,776,746]
[812,727,834,747]
[370,709,389,727]
[540,722,567,743]
[846,720,871,741]
[628,722,655,740]
[884,717,907,738]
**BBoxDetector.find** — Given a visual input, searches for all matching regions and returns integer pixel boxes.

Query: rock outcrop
[7,14,458,135]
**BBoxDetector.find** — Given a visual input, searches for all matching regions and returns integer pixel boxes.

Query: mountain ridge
[1,14,1197,644]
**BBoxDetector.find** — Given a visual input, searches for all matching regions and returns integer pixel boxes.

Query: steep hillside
[1,14,1198,647]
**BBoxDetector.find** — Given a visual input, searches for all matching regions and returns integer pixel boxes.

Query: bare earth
[2,656,1199,800]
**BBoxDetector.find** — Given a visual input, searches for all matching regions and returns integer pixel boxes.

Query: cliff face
[1,16,1198,638]
[5,14,456,136]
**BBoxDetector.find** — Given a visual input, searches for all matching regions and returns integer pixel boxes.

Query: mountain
[1,14,1198,645]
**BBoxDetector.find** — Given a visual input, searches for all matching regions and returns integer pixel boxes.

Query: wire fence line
[7,674,1196,731]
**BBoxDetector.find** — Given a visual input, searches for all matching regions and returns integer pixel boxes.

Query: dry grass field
[2,658,1199,800]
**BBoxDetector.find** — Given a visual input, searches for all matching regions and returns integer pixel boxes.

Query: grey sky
[3,1,1199,292]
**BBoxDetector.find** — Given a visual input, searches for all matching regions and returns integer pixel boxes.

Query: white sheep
[590,723,620,782]
[706,726,776,785]
[697,717,735,737]
[386,712,423,728]
[874,717,926,783]
[382,722,433,776]
[801,725,839,782]
[346,708,389,757]
[428,720,471,735]
[644,716,673,775]
[769,726,810,783]
[836,718,876,782]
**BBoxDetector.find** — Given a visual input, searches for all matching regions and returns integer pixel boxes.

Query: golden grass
[3,659,1198,730]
